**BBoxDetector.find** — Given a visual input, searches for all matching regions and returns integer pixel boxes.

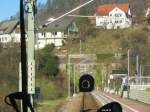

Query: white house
[36,17,78,49]
[0,20,20,44]
[96,3,132,29]
[0,17,78,49]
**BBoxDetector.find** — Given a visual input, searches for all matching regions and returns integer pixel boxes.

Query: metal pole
[19,62,23,112]
[136,55,139,84]
[140,65,142,85]
[73,64,76,96]
[68,55,71,98]
[127,49,130,84]
[20,0,28,111]
[136,55,139,75]
[80,39,82,54]
[127,50,130,98]
[101,68,103,91]
[26,0,35,111]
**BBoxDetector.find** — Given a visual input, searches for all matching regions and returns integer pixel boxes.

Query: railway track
[92,91,137,112]
[92,91,150,112]
[80,93,100,112]
[58,93,101,112]
[50,91,150,112]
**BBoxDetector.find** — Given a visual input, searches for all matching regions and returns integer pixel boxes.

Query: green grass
[146,88,150,92]
[35,75,67,112]
[62,29,121,54]
[62,27,150,55]
[36,98,65,112]
[96,53,115,62]
[36,76,67,100]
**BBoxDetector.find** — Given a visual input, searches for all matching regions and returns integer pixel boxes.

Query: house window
[115,21,119,23]
[53,32,57,35]
[115,13,122,17]
[42,32,46,37]
[5,37,7,41]
[110,14,112,16]
[115,14,118,17]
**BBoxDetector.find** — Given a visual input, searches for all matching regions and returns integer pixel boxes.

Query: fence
[129,85,150,104]
[129,76,150,85]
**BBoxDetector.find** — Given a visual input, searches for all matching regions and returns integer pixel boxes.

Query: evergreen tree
[38,44,60,77]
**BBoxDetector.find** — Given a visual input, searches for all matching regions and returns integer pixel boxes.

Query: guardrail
[129,77,150,85]
[129,85,150,104]
[130,85,150,90]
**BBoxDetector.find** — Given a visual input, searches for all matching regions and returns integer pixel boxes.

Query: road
[92,91,150,112]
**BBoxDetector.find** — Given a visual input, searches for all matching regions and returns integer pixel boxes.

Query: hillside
[37,0,150,22]
[62,27,150,62]
[64,28,150,53]
[9,0,150,22]
[0,44,67,112]
[60,26,150,77]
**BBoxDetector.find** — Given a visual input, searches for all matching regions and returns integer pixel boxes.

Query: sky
[0,0,47,21]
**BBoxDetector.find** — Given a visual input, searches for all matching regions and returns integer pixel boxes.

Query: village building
[0,20,20,44]
[96,3,132,29]
[0,17,78,49]
[36,17,78,49]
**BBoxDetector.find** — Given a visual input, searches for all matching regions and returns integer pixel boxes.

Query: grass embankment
[146,88,150,92]
[62,27,150,85]
[62,27,150,66]
[63,29,118,54]
[35,74,67,112]
[0,57,19,112]
[36,98,65,112]
[63,27,150,54]
[96,53,115,62]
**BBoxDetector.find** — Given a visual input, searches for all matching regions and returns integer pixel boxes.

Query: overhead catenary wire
[68,15,96,18]
[43,0,95,26]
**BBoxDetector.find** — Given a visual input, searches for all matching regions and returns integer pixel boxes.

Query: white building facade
[0,20,66,49]
[35,17,78,49]
[0,18,78,49]
[0,20,20,44]
[35,31,67,49]
[96,4,132,29]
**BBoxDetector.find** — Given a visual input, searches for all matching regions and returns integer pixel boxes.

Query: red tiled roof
[96,3,129,15]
